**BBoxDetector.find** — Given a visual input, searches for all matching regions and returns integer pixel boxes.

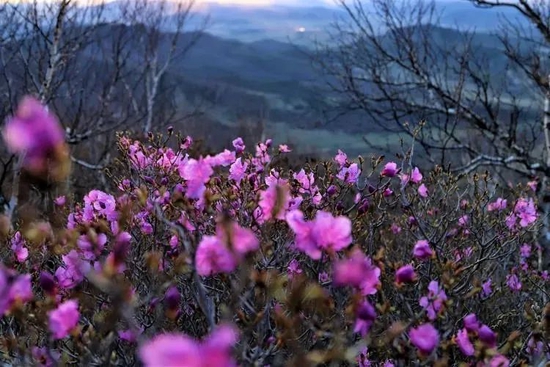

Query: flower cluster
[0,96,546,366]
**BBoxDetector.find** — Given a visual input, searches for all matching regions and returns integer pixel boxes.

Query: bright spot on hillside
[297,27,306,33]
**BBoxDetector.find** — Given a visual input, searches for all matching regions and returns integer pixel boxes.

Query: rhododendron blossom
[334,249,381,295]
[381,162,398,177]
[2,96,67,175]
[395,264,417,285]
[195,221,259,276]
[139,324,238,367]
[286,210,352,260]
[409,323,439,355]
[354,301,377,336]
[456,328,474,356]
[419,281,447,320]
[413,240,433,260]
[337,163,361,184]
[48,300,80,339]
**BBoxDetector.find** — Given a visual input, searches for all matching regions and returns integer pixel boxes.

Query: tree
[0,0,204,218]
[315,0,549,179]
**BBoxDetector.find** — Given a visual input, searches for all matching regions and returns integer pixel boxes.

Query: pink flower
[410,167,423,184]
[140,334,201,366]
[455,328,474,356]
[515,198,537,227]
[458,215,469,227]
[463,314,480,332]
[520,244,532,259]
[118,328,143,343]
[229,158,248,183]
[481,278,492,298]
[478,324,497,348]
[527,180,538,192]
[195,236,236,276]
[195,221,259,276]
[506,274,522,292]
[54,196,66,206]
[10,232,28,263]
[418,184,428,198]
[206,149,236,167]
[232,137,245,154]
[77,233,108,260]
[413,240,433,260]
[354,301,377,336]
[2,96,66,173]
[8,274,33,309]
[287,259,302,279]
[381,162,399,177]
[395,264,417,285]
[48,300,80,339]
[391,223,401,234]
[337,163,361,184]
[489,354,510,367]
[286,210,352,260]
[334,150,347,168]
[258,183,291,223]
[334,249,381,295]
[279,144,292,153]
[409,323,439,355]
[139,324,238,367]
[220,222,260,255]
[179,158,214,199]
[55,250,91,289]
[419,281,447,321]
[83,190,117,222]
[488,198,507,212]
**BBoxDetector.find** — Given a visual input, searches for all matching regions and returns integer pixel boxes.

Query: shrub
[0,97,548,366]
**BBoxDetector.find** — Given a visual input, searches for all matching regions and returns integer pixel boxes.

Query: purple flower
[478,324,497,348]
[413,240,433,260]
[333,249,381,295]
[419,281,447,320]
[410,323,439,355]
[464,314,480,332]
[455,328,474,356]
[395,264,417,285]
[287,259,303,279]
[232,137,245,154]
[506,274,522,292]
[48,300,80,339]
[381,162,399,177]
[418,184,428,198]
[337,163,361,184]
[354,301,377,336]
[481,278,493,298]
[410,167,423,184]
[2,96,66,175]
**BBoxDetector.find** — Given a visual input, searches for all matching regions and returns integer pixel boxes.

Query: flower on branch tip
[333,248,380,295]
[381,162,399,177]
[139,324,238,367]
[354,301,377,336]
[287,209,352,260]
[48,300,80,340]
[419,281,447,321]
[395,264,417,285]
[413,240,433,260]
[455,328,474,356]
[409,323,439,355]
[195,221,259,276]
[2,96,68,178]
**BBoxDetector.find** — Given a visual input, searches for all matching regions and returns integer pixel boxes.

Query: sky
[2,0,337,6]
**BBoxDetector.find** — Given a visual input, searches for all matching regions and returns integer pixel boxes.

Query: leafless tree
[314,0,550,263]
[116,0,204,135]
[0,0,204,217]
[315,0,549,179]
